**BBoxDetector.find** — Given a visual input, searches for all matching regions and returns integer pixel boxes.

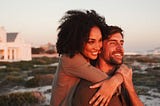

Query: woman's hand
[116,64,133,88]
[89,74,123,106]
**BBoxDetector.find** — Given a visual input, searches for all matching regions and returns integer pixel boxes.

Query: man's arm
[116,64,144,106]
[125,81,144,106]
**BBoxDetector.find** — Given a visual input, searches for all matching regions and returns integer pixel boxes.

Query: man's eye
[110,42,116,45]
[121,42,124,46]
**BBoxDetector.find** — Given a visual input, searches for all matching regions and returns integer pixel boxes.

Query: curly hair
[56,9,108,57]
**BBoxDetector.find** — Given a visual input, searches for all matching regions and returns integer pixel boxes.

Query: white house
[0,27,31,62]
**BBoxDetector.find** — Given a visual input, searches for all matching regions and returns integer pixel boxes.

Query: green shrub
[25,76,39,88]
[30,67,57,76]
[5,67,21,72]
[25,74,54,88]
[32,57,58,65]
[0,75,25,87]
[0,91,44,106]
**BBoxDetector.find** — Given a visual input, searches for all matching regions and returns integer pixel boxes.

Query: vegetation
[32,46,56,54]
[0,91,45,106]
[25,74,54,88]
[0,55,160,105]
[0,57,58,93]
[124,54,160,63]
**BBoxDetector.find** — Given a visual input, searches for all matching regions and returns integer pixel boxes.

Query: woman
[50,10,124,106]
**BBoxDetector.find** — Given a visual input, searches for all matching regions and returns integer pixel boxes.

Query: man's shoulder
[72,79,98,106]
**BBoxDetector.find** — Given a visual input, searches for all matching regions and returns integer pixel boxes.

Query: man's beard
[106,57,123,66]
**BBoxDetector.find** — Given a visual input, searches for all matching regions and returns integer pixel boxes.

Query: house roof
[6,33,18,42]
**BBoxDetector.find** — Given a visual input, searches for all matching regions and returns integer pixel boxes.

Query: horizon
[0,0,160,52]
[32,42,160,54]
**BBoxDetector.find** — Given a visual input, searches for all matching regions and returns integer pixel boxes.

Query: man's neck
[96,58,116,75]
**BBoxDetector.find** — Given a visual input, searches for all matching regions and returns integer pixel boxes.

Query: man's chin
[116,60,123,65]
[90,56,98,60]
[110,59,123,65]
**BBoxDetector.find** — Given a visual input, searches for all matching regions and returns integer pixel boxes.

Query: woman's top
[50,53,107,106]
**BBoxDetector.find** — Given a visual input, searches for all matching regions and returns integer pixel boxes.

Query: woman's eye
[88,41,94,44]
[99,39,102,43]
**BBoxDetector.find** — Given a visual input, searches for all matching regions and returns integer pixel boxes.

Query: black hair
[103,25,124,40]
[56,9,108,57]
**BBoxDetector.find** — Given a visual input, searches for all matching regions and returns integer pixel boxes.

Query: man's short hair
[103,26,123,40]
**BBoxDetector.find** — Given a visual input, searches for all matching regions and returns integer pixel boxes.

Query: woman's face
[82,26,102,60]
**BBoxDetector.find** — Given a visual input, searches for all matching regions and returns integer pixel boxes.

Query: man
[72,26,144,106]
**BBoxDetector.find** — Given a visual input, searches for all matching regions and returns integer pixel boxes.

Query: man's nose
[116,43,123,50]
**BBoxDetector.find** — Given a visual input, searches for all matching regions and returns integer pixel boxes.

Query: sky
[0,0,160,52]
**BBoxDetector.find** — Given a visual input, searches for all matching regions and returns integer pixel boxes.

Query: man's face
[100,32,124,65]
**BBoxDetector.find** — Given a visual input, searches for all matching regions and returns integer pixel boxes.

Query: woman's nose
[94,43,102,50]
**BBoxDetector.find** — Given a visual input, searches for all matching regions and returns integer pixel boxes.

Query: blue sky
[0,0,160,52]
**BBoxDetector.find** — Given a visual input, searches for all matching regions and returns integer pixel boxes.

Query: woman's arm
[62,54,108,82]
[89,64,134,106]
[63,54,124,106]
[89,73,123,106]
